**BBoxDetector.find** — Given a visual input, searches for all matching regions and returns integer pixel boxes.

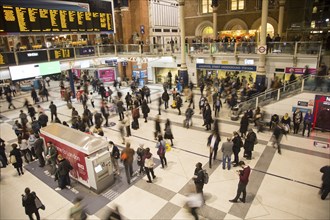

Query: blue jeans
[222,155,231,170]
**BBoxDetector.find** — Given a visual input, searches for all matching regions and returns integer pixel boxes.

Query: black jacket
[34,138,44,155]
[22,192,38,215]
[57,159,73,176]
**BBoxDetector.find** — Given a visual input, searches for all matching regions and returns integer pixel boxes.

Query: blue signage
[196,64,257,71]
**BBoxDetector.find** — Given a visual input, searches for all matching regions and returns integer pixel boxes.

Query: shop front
[313,95,330,132]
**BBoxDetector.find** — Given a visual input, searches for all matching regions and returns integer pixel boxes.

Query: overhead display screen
[17,50,48,64]
[0,5,114,33]
[28,8,41,32]
[9,64,41,81]
[49,48,74,60]
[2,5,19,32]
[49,9,61,32]
[39,8,51,32]
[0,52,16,66]
[39,61,61,76]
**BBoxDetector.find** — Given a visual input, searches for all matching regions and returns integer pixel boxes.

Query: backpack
[157,142,165,156]
[200,169,209,184]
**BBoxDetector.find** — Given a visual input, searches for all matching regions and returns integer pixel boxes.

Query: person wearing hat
[109,141,120,175]
[143,147,156,183]
[229,161,251,203]
[55,154,73,190]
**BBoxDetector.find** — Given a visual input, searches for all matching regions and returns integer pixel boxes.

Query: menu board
[49,48,74,60]
[2,5,19,32]
[15,7,30,32]
[68,11,78,32]
[59,10,69,32]
[0,5,114,33]
[49,9,61,32]
[39,9,51,32]
[28,8,41,32]
[85,12,93,32]
[0,52,16,66]
[77,11,86,32]
[92,12,100,32]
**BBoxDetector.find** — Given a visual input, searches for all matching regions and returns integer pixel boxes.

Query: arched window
[202,26,214,40]
[258,23,275,36]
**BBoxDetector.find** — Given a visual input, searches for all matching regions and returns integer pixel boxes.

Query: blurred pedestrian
[9,143,24,175]
[144,147,156,183]
[69,197,87,220]
[55,155,73,190]
[207,131,221,168]
[320,165,330,200]
[121,142,135,184]
[156,135,167,169]
[22,187,41,220]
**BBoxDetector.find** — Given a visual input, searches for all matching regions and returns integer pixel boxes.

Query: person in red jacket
[229,161,251,203]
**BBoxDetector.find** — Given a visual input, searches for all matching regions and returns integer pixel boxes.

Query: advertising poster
[98,68,115,82]
[40,134,89,186]
[72,68,81,78]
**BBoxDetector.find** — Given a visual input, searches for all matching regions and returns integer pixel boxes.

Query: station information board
[0,52,16,66]
[17,50,48,64]
[49,48,74,60]
[0,5,114,33]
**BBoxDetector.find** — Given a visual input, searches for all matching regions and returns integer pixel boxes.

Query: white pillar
[213,7,217,40]
[278,0,286,36]
[178,0,186,68]
[257,0,268,76]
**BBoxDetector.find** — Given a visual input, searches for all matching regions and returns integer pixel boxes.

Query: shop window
[312,6,317,13]
[202,0,212,14]
[231,0,244,11]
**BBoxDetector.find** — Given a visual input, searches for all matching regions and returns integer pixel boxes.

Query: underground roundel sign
[257,45,267,54]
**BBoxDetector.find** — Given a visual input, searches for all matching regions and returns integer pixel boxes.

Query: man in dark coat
[55,155,73,190]
[117,99,125,121]
[162,90,170,110]
[243,128,257,160]
[320,165,330,200]
[240,113,249,137]
[192,162,205,196]
[176,94,182,115]
[232,131,243,166]
[203,104,212,131]
[34,135,45,167]
[38,113,48,127]
[22,187,40,220]
[207,131,221,168]
[49,101,57,122]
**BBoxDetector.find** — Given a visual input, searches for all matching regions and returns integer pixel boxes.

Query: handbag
[34,196,45,210]
[10,155,16,164]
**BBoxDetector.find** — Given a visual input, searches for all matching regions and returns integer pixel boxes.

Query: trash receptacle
[231,106,240,121]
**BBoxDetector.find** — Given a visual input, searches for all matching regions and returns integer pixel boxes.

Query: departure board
[92,12,100,32]
[39,9,51,32]
[17,50,48,64]
[2,5,19,32]
[106,13,112,31]
[77,11,86,32]
[99,13,107,31]
[49,9,61,32]
[49,48,74,60]
[68,11,78,32]
[15,7,30,32]
[0,52,16,66]
[59,10,69,32]
[0,7,5,32]
[28,8,41,32]
[85,12,93,32]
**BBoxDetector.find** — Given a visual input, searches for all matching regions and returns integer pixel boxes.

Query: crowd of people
[0,71,328,220]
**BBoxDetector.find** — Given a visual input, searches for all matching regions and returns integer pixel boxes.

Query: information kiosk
[40,124,114,193]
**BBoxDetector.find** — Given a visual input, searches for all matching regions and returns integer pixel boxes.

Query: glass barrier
[279,79,303,99]
[189,43,211,55]
[267,42,295,55]
[99,44,115,55]
[257,89,277,106]
[303,76,330,92]
[211,42,236,54]
[240,96,257,113]
[235,42,257,54]
[297,41,321,55]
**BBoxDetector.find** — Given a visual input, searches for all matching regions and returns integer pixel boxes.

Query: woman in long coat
[164,119,174,146]
[240,113,249,138]
[9,143,23,175]
[203,104,212,131]
[141,100,150,123]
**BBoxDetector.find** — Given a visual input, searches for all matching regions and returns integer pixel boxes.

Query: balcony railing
[0,41,322,67]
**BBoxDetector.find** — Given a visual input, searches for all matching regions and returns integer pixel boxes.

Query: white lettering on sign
[326,97,330,102]
[27,52,38,57]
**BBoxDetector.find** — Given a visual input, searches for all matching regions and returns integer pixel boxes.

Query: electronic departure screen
[39,9,51,32]
[2,5,19,32]
[0,52,16,66]
[85,12,93,32]
[77,11,86,32]
[0,7,5,32]
[68,11,78,32]
[49,48,74,60]
[92,12,100,32]
[15,7,30,32]
[0,5,114,33]
[59,10,69,32]
[49,9,61,32]
[28,8,41,32]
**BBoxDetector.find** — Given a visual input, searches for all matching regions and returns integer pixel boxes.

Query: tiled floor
[0,81,329,220]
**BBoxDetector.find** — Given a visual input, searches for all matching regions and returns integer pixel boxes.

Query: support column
[212,0,219,40]
[256,0,268,91]
[120,7,131,44]
[178,0,188,87]
[277,0,286,36]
